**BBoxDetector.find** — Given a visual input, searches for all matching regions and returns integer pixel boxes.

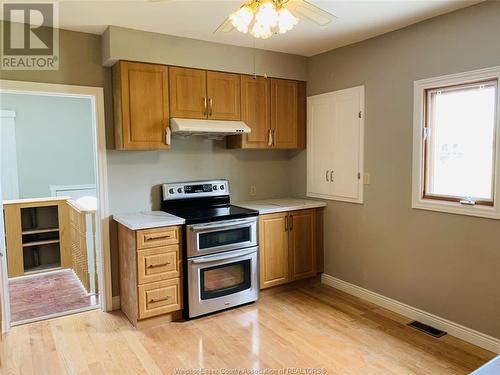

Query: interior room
[0,91,101,324]
[0,1,499,374]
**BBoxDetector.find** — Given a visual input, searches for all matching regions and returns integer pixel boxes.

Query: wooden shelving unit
[3,197,71,278]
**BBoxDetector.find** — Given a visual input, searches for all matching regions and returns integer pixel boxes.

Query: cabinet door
[113,61,169,150]
[259,212,289,289]
[271,78,299,149]
[206,71,241,120]
[241,75,271,148]
[169,67,207,119]
[289,209,316,281]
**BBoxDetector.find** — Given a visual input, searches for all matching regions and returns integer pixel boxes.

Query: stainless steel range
[161,180,259,318]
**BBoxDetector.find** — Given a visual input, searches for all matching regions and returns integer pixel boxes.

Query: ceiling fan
[215,0,336,39]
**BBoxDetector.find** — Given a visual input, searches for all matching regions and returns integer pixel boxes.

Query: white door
[307,86,364,204]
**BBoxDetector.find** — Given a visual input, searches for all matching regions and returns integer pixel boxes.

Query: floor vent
[407,321,447,338]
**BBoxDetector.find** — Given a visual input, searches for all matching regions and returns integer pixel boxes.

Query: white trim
[112,296,121,311]
[8,267,68,282]
[307,85,364,204]
[49,184,97,197]
[0,80,113,332]
[0,110,16,118]
[412,66,500,220]
[321,274,500,354]
[10,305,100,327]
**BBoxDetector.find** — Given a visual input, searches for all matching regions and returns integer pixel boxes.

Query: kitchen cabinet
[206,71,241,120]
[259,212,289,289]
[259,208,322,290]
[118,224,183,328]
[228,77,306,150]
[170,67,241,121]
[227,75,270,149]
[169,67,207,119]
[112,61,170,150]
[307,86,364,203]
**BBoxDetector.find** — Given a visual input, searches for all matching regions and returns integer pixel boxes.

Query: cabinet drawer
[138,278,182,319]
[136,226,180,249]
[137,245,181,284]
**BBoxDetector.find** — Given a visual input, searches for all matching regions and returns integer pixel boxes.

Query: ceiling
[46,0,483,56]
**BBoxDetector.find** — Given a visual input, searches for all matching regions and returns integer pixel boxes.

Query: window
[413,67,500,219]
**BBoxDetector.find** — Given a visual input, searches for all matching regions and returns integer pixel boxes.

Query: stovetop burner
[160,179,258,224]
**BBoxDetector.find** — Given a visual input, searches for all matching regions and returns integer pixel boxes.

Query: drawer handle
[149,296,170,304]
[144,233,172,241]
[147,262,170,268]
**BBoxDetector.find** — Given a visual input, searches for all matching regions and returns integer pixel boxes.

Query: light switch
[363,173,371,185]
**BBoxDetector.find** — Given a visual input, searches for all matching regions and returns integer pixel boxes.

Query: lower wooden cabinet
[259,212,289,289]
[118,223,183,328]
[259,208,323,289]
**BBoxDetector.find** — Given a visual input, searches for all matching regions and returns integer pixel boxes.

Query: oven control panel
[162,180,229,200]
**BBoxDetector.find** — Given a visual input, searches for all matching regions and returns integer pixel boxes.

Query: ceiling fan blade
[287,0,336,27]
[214,17,235,34]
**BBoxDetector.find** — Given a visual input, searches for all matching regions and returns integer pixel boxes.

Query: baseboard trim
[321,274,500,354]
[112,296,121,311]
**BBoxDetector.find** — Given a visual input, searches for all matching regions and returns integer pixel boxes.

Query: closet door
[307,86,364,203]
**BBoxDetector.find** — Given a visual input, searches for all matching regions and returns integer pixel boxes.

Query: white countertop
[113,211,185,230]
[234,198,326,214]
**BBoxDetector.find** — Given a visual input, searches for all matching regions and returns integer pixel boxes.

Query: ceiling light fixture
[229,1,298,40]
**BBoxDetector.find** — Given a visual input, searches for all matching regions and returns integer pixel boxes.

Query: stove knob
[168,188,175,194]
[220,185,225,190]
[213,185,218,190]
[177,188,183,193]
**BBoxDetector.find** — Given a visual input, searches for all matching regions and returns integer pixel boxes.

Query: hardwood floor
[1,281,494,374]
[9,269,98,323]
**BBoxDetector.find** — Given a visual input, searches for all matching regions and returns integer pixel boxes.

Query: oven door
[187,246,258,318]
[187,217,257,257]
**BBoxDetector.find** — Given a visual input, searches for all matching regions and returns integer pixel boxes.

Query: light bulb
[251,21,273,39]
[277,8,298,34]
[229,5,254,33]
[255,2,278,28]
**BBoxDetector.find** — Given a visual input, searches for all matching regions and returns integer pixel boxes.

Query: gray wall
[291,1,500,339]
[0,93,95,199]
[102,26,308,81]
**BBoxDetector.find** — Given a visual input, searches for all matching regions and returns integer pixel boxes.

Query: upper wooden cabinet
[169,67,207,119]
[206,71,241,120]
[227,75,271,149]
[113,61,170,150]
[228,77,306,150]
[170,67,241,121]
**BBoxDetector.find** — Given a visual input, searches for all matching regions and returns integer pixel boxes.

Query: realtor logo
[1,2,59,70]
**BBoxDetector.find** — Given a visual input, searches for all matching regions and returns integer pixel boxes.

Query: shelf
[24,264,62,275]
[22,239,60,247]
[22,227,59,235]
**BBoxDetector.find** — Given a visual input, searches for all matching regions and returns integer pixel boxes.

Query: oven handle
[190,248,256,264]
[188,217,257,232]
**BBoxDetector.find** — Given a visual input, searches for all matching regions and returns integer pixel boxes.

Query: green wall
[0,93,96,198]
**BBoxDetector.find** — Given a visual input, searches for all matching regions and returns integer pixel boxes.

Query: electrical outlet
[250,185,257,196]
[363,173,371,185]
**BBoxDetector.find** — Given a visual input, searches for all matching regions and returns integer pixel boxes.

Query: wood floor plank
[1,281,495,374]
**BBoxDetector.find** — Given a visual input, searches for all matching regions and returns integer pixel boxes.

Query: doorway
[0,80,111,331]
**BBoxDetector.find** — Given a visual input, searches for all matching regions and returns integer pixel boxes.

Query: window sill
[412,198,500,220]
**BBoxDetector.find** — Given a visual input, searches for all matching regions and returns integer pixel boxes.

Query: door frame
[0,80,113,333]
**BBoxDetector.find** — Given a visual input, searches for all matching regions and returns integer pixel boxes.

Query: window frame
[412,67,500,220]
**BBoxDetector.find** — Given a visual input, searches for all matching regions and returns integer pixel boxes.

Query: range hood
[170,118,251,140]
